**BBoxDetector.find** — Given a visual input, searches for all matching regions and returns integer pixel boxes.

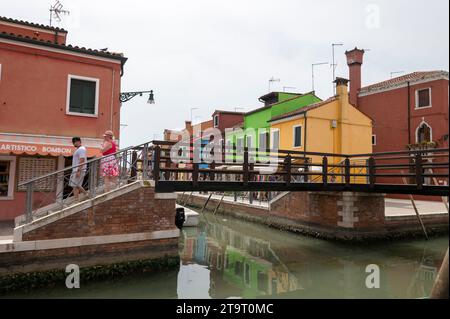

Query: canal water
[1,210,448,299]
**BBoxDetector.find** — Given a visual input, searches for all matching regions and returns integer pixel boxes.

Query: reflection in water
[178,213,447,299]
[1,211,447,299]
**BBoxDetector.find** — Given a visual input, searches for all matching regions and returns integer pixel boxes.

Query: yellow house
[269,78,373,182]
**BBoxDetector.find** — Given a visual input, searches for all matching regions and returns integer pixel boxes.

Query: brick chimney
[345,48,365,106]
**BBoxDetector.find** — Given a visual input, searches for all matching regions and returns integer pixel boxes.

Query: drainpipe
[303,112,308,158]
[407,81,411,145]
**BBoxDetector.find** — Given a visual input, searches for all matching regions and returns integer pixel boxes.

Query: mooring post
[201,193,213,213]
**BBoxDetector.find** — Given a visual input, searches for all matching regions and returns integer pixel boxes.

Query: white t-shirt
[72,146,87,171]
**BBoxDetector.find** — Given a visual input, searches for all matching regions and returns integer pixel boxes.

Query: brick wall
[0,238,178,275]
[269,192,385,229]
[22,185,176,241]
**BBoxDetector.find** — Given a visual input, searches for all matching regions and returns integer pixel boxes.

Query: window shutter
[69,79,96,114]
[17,157,57,192]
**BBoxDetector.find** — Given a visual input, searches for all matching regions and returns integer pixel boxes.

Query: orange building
[0,17,127,220]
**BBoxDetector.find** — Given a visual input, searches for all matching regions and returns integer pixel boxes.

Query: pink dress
[100,141,120,177]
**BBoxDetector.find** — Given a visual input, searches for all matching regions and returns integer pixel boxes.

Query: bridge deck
[152,141,449,196]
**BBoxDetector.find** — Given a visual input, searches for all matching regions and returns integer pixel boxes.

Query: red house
[0,17,127,220]
[345,48,449,199]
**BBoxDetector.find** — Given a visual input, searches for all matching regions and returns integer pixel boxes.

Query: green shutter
[69,79,96,115]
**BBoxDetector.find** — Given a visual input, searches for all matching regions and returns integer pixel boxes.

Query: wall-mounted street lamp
[120,90,155,104]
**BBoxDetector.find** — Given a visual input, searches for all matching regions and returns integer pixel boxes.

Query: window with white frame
[271,129,280,150]
[213,115,219,128]
[246,135,253,149]
[67,75,99,116]
[416,122,432,143]
[415,88,432,109]
[293,125,302,148]
[259,131,269,150]
[372,135,377,146]
[236,137,244,149]
[0,156,16,200]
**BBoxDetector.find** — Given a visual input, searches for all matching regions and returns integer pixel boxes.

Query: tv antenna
[390,71,405,78]
[268,77,280,92]
[49,1,70,26]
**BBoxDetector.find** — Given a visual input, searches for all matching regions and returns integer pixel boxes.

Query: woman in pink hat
[100,130,120,192]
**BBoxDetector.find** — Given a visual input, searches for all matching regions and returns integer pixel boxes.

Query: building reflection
[179,214,444,299]
[180,219,301,298]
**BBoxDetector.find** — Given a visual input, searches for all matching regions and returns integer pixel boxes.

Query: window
[372,135,377,146]
[259,131,269,150]
[416,122,432,143]
[246,136,253,149]
[0,156,16,200]
[293,125,302,148]
[236,137,244,149]
[67,75,99,116]
[416,88,432,109]
[271,129,280,150]
[213,115,219,128]
[17,157,57,192]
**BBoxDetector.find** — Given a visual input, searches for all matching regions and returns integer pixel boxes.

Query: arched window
[416,122,432,143]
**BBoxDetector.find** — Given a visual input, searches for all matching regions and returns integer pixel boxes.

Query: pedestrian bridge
[17,140,448,224]
[151,141,449,197]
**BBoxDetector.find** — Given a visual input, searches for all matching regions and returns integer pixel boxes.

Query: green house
[225,92,321,160]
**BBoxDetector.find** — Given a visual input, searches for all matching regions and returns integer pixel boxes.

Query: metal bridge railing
[17,141,158,225]
[151,141,449,196]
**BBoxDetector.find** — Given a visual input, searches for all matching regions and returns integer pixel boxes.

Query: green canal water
[1,211,448,299]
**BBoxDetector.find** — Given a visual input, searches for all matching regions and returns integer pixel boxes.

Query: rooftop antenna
[283,86,297,92]
[331,43,344,94]
[268,77,280,92]
[391,71,405,78]
[49,0,70,26]
[311,62,328,92]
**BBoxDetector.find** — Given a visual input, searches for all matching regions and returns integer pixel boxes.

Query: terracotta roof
[0,16,67,33]
[359,71,449,95]
[269,97,338,122]
[0,31,127,63]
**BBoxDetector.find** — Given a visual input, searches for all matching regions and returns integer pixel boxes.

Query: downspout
[54,30,58,44]
[110,69,116,134]
[304,111,308,159]
[407,81,411,145]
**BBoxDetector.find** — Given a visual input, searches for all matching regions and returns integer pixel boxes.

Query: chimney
[334,77,349,123]
[345,47,365,106]
[334,77,349,97]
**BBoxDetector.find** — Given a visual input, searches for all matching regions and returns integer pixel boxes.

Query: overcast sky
[2,0,449,147]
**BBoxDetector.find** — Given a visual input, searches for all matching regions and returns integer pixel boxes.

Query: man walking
[70,137,88,201]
